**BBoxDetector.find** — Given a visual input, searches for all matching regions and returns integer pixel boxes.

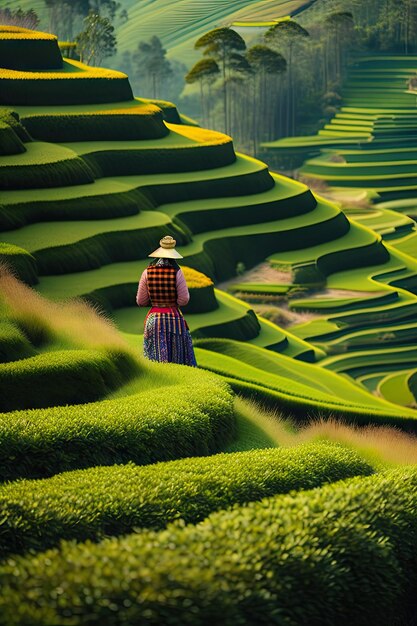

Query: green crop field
[1,26,417,625]
[0,0,314,67]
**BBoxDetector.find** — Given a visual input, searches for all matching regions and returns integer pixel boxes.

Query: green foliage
[132,36,172,100]
[407,370,417,403]
[192,308,261,341]
[0,157,95,190]
[265,19,310,47]
[181,284,218,314]
[0,33,62,71]
[21,109,169,142]
[0,122,25,156]
[0,109,31,155]
[0,442,374,558]
[75,11,117,66]
[0,244,38,285]
[81,140,236,177]
[0,371,235,481]
[247,44,286,75]
[0,319,35,363]
[186,58,220,85]
[195,26,246,58]
[0,74,133,106]
[0,109,31,142]
[34,223,189,275]
[1,467,416,625]
[0,349,136,412]
[0,189,152,231]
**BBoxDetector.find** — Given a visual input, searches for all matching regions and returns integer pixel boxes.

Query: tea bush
[0,370,235,481]
[34,223,189,274]
[0,189,152,230]
[0,348,136,412]
[0,63,133,105]
[21,107,169,142]
[0,442,374,557]
[181,266,217,313]
[0,319,35,363]
[0,122,25,155]
[0,243,38,285]
[0,157,95,190]
[0,467,416,625]
[0,29,62,70]
[81,139,235,177]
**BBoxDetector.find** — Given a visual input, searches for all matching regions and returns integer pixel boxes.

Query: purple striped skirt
[143,307,197,366]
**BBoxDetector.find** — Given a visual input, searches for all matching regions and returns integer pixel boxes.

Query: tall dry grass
[237,396,417,467]
[0,263,132,353]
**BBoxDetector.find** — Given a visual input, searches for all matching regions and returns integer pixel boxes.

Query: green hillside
[2,26,417,625]
[2,27,417,420]
[261,53,417,407]
[0,0,314,66]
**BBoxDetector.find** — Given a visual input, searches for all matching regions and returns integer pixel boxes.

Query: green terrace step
[32,195,346,283]
[156,173,315,234]
[0,59,133,106]
[302,160,417,178]
[0,141,95,189]
[330,148,417,163]
[345,208,414,237]
[0,154,274,215]
[289,290,398,313]
[377,370,416,407]
[193,341,417,419]
[268,220,382,271]
[356,373,386,393]
[319,345,417,378]
[307,320,417,352]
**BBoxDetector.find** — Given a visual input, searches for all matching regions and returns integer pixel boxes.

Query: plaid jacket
[147,264,178,306]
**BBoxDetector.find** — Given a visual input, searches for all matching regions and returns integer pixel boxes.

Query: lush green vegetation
[1,467,417,625]
[0,442,372,557]
[1,24,417,625]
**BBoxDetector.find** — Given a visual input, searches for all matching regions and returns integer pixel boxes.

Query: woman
[136,235,197,366]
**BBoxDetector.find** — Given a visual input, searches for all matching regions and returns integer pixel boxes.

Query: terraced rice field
[260,54,417,408]
[2,31,417,428]
[2,28,417,625]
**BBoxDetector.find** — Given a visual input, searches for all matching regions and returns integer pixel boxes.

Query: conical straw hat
[148,235,183,259]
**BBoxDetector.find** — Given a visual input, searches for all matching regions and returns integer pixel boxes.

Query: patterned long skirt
[143,311,197,366]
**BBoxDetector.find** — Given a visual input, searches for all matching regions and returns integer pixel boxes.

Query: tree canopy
[75,11,117,65]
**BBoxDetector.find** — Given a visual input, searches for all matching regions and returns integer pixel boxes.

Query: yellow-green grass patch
[0,59,133,105]
[377,370,416,407]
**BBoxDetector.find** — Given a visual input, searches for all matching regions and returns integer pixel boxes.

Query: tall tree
[89,0,121,22]
[194,27,246,134]
[46,0,89,41]
[324,12,354,84]
[185,58,220,126]
[75,11,117,66]
[246,45,286,154]
[265,20,309,136]
[133,36,172,99]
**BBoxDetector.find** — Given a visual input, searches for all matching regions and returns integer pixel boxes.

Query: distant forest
[2,0,417,155]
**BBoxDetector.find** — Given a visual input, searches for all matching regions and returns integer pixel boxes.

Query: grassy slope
[2,52,416,420]
[1,28,417,625]
[0,0,311,67]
